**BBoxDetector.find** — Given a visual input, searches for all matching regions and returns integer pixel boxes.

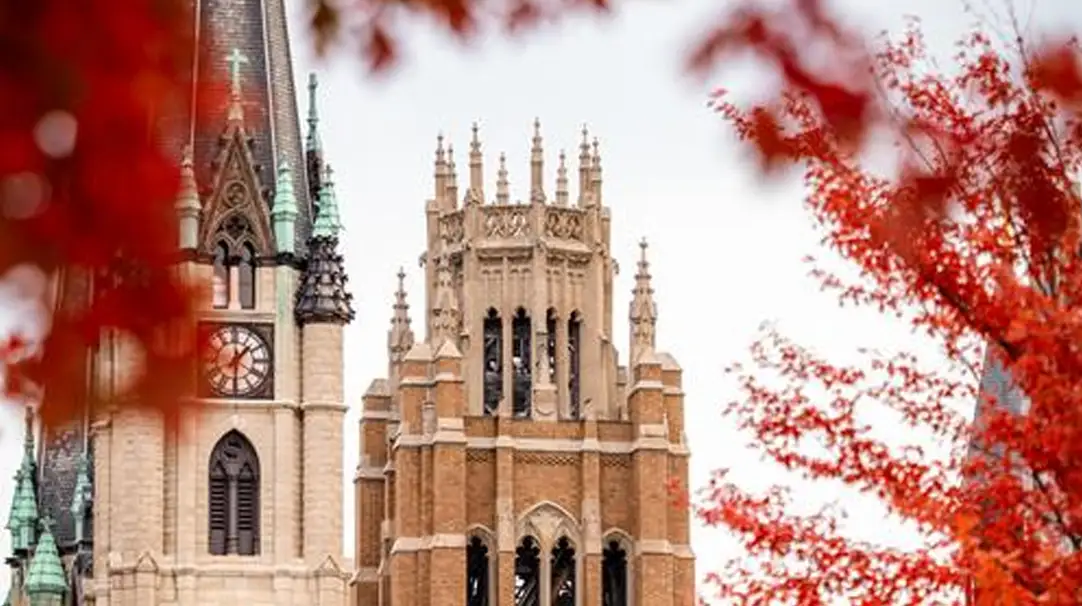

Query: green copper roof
[25,520,66,597]
[69,451,91,543]
[7,411,39,552]
[312,165,342,239]
[272,158,299,218]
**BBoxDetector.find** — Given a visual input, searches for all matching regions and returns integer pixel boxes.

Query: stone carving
[224,181,247,208]
[531,509,562,545]
[483,206,530,239]
[440,211,465,245]
[543,207,585,242]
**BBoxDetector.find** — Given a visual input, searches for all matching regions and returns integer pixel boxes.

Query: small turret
[272,157,299,255]
[175,145,201,250]
[6,408,38,553]
[555,150,569,206]
[466,122,484,205]
[577,125,592,206]
[629,238,658,363]
[295,164,354,325]
[24,519,66,606]
[69,450,92,545]
[496,153,509,205]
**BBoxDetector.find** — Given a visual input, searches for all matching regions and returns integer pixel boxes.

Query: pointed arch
[466,525,495,606]
[207,430,260,556]
[516,500,580,551]
[212,242,230,309]
[550,535,577,606]
[568,310,583,418]
[511,307,532,417]
[514,535,541,606]
[238,242,256,309]
[602,529,633,606]
[482,308,503,415]
[198,127,274,257]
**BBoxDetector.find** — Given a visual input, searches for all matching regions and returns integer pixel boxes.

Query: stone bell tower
[351,121,695,606]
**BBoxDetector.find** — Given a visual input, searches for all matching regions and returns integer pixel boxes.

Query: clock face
[202,325,272,398]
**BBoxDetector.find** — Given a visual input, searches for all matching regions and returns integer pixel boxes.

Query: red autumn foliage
[696,2,1082,604]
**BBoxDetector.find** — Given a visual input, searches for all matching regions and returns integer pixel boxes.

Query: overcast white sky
[2,0,1081,600]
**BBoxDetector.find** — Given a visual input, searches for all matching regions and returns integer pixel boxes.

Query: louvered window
[207,430,260,556]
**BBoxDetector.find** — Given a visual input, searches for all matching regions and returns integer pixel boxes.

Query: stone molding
[393,433,690,456]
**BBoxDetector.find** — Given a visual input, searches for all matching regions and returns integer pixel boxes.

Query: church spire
[629,237,658,361]
[306,73,322,153]
[296,164,354,325]
[388,267,415,358]
[24,517,67,603]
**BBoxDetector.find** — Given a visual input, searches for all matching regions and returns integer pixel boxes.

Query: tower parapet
[353,120,695,606]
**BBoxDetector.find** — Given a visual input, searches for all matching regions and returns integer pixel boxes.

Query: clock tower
[25,5,357,601]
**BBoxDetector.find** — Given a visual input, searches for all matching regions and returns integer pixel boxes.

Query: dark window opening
[551,536,576,606]
[238,243,256,309]
[568,313,582,418]
[602,539,629,606]
[546,309,557,385]
[207,430,260,556]
[483,308,503,415]
[466,536,490,606]
[514,536,541,606]
[212,242,230,309]
[511,308,532,417]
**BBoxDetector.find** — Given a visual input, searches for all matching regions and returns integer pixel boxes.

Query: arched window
[545,308,557,384]
[238,243,256,309]
[568,312,582,418]
[514,536,541,606]
[466,535,490,606]
[602,539,629,606]
[482,308,503,415]
[212,242,230,309]
[208,430,260,556]
[511,308,532,417]
[551,536,577,606]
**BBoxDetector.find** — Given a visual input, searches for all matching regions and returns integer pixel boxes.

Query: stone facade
[4,0,353,603]
[352,124,695,606]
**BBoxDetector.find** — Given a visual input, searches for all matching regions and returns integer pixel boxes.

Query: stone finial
[271,156,299,254]
[306,73,322,153]
[577,124,592,206]
[446,144,459,208]
[388,267,415,357]
[468,122,484,204]
[629,237,658,359]
[590,137,603,205]
[69,450,92,544]
[555,149,569,206]
[434,133,449,203]
[175,145,201,250]
[530,118,545,204]
[496,153,510,205]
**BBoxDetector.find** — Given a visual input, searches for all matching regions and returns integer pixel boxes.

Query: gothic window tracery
[213,242,229,309]
[568,312,582,418]
[238,243,256,309]
[208,430,260,556]
[550,536,577,606]
[466,535,490,606]
[514,536,541,606]
[511,308,532,417]
[483,308,503,415]
[602,539,629,606]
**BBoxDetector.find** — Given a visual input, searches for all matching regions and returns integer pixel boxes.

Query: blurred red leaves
[0,1,206,430]
[695,1,1082,603]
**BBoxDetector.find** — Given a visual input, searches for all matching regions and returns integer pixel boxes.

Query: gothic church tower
[4,0,354,604]
[352,122,695,606]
